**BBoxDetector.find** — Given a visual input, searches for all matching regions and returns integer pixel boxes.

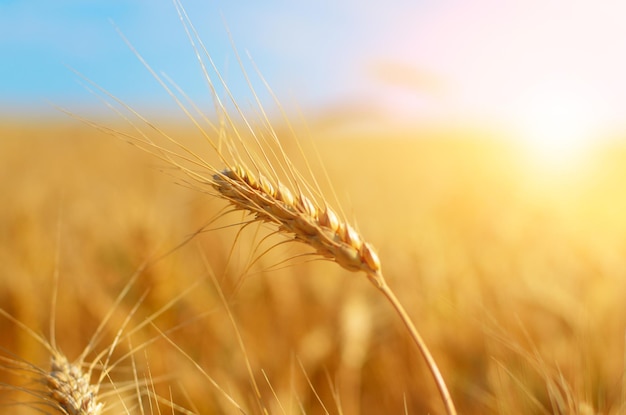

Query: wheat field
[2,2,626,412]
[1,114,626,414]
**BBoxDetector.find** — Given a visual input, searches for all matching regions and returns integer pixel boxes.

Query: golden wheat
[0,308,107,415]
[210,161,461,412]
[210,165,456,414]
[0,251,204,415]
[213,164,383,284]
[61,0,461,413]
[47,352,104,415]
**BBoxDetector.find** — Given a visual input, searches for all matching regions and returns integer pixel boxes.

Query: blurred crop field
[1,118,626,414]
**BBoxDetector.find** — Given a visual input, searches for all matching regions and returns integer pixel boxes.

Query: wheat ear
[0,309,105,415]
[71,0,456,410]
[213,164,383,284]
[213,164,457,415]
[47,352,104,415]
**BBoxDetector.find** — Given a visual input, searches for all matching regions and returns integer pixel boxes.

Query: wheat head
[213,164,383,285]
[47,352,104,415]
[211,164,456,415]
[0,309,106,415]
[69,1,457,412]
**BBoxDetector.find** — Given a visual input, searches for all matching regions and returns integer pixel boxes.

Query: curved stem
[372,276,457,415]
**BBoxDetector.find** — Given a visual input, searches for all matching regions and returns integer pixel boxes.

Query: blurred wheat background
[2,1,626,414]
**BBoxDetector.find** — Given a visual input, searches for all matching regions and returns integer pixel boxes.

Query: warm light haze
[367,1,626,168]
[2,3,626,413]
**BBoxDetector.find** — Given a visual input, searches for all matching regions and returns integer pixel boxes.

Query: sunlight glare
[511,81,607,171]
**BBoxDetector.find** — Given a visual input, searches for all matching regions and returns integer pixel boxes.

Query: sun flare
[511,81,608,171]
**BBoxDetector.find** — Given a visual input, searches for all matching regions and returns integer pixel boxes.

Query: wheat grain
[213,164,383,285]
[47,352,104,415]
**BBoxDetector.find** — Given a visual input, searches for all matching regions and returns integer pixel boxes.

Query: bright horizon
[2,0,626,166]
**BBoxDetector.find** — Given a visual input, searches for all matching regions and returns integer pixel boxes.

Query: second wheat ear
[212,163,457,415]
[47,352,104,415]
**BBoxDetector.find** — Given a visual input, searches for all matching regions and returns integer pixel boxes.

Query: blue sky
[2,0,626,158]
[0,0,419,118]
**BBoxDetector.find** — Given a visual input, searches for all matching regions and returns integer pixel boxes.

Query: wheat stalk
[212,164,457,415]
[68,0,458,412]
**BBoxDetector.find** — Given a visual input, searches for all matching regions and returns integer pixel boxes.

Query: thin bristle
[212,165,383,284]
[47,352,103,415]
